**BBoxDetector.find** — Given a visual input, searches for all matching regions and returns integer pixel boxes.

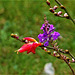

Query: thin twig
[55,0,62,5]
[59,49,75,60]
[63,57,75,75]
[48,42,74,75]
[41,45,75,60]
[44,46,75,75]
[55,0,75,24]
[69,53,75,60]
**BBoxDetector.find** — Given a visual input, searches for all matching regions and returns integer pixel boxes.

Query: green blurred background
[0,0,75,75]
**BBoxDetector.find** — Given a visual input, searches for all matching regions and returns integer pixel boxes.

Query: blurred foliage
[0,0,75,75]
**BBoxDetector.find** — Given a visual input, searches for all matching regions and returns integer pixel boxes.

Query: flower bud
[11,33,14,37]
[53,51,57,56]
[44,47,47,51]
[54,12,58,16]
[47,51,51,54]
[65,50,69,53]
[64,13,68,17]
[22,38,25,42]
[53,5,58,10]
[54,43,57,46]
[64,13,69,19]
[46,0,50,6]
[72,58,75,63]
[60,5,65,9]
[56,54,60,58]
[49,8,54,13]
[57,11,62,15]
[11,33,19,39]
[66,57,70,62]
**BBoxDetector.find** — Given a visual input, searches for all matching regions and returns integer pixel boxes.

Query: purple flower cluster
[38,21,60,46]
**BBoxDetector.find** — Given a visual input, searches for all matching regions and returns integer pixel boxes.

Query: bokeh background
[0,0,75,75]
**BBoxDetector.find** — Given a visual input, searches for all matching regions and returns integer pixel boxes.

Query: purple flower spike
[38,17,60,47]
[52,31,60,40]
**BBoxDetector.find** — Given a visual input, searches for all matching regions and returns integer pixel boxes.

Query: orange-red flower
[16,42,41,54]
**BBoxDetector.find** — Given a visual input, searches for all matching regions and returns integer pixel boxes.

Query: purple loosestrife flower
[38,18,60,47]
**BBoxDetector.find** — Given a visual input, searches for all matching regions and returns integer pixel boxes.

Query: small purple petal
[50,25,55,31]
[48,25,55,34]
[52,31,60,40]
[43,31,47,37]
[40,24,45,30]
[44,41,49,46]
[38,34,43,42]
[43,32,48,41]
[49,35,52,40]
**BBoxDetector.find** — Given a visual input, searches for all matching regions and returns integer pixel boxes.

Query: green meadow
[0,0,75,75]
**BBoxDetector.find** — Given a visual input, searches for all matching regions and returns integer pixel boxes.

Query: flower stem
[59,49,75,60]
[69,53,75,60]
[55,0,75,24]
[42,40,75,75]
[43,46,75,75]
[63,57,75,75]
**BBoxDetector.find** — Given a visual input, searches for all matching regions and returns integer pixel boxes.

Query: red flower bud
[22,37,37,42]
[46,0,50,6]
[57,11,62,15]
[11,33,19,39]
[53,5,58,10]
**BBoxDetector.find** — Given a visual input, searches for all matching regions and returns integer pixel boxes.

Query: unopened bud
[64,13,68,17]
[60,5,65,9]
[22,38,29,43]
[66,57,70,62]
[54,12,58,16]
[49,8,54,13]
[11,33,16,37]
[72,58,75,63]
[47,51,51,54]
[44,47,47,51]
[56,54,60,58]
[11,33,14,37]
[53,5,58,10]
[56,46,59,48]
[11,33,19,39]
[46,0,50,6]
[64,13,69,19]
[22,38,25,42]
[53,51,57,56]
[65,50,69,53]
[57,11,62,15]
[54,43,57,46]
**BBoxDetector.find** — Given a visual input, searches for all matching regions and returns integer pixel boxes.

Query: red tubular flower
[16,42,41,54]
